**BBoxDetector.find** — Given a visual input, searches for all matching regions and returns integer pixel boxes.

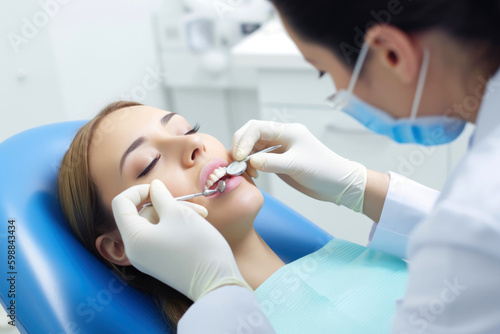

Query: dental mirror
[226,145,282,176]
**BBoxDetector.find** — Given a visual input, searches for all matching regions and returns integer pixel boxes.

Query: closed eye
[137,154,160,179]
[184,124,200,135]
[136,124,200,179]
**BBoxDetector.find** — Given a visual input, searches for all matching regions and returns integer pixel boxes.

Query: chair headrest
[0,121,168,333]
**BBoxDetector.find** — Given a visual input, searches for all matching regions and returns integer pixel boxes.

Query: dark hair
[270,0,500,65]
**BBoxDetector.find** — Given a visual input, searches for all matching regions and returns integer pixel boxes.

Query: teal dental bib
[254,239,408,333]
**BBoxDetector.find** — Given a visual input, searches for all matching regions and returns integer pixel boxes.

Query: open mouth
[204,166,231,191]
[199,157,229,192]
[205,167,231,190]
[199,157,245,198]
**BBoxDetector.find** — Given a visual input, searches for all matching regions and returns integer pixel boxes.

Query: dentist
[112,0,500,333]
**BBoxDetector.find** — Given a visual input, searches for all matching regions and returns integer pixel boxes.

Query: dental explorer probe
[141,180,226,209]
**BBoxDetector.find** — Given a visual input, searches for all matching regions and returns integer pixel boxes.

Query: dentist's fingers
[232,120,286,161]
[139,201,208,223]
[249,152,291,174]
[149,179,179,218]
[233,121,282,160]
[246,165,259,178]
[138,205,160,224]
[231,120,253,160]
[179,201,208,218]
[140,180,208,222]
[112,184,154,235]
[112,184,151,213]
[149,179,209,221]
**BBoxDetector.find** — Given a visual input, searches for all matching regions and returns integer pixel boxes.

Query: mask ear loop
[325,42,370,109]
[347,42,371,94]
[409,49,430,120]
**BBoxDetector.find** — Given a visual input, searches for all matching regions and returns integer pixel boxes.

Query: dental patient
[58,101,408,334]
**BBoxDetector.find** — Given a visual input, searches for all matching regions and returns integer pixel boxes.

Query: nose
[155,131,206,167]
[181,135,206,168]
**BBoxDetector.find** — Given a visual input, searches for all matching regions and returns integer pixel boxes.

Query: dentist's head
[271,0,500,144]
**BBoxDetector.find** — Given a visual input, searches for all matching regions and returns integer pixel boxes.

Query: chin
[205,175,263,233]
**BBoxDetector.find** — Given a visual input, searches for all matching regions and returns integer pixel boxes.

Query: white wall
[1,0,166,143]
[1,2,169,330]
[0,0,65,142]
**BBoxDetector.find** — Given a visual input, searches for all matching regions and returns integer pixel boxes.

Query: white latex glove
[231,120,367,212]
[111,179,252,301]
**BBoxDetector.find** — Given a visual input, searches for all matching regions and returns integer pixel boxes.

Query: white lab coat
[178,68,500,334]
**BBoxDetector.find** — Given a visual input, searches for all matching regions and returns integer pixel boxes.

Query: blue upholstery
[0,121,333,333]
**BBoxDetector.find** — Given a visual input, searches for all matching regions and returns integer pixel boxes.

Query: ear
[365,25,421,84]
[96,229,131,266]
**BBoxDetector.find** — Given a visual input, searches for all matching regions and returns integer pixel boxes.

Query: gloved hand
[111,179,252,301]
[231,120,367,212]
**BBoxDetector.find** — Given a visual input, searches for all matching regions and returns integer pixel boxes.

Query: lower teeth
[209,176,230,190]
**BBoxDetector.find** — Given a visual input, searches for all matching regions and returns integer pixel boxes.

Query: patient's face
[89,105,263,241]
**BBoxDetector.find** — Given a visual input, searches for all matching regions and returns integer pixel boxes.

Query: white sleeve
[178,285,276,334]
[367,172,440,259]
[391,194,500,333]
[392,126,500,333]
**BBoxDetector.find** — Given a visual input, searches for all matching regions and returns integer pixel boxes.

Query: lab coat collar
[469,66,500,148]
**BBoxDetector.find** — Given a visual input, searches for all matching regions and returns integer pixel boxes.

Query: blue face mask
[326,43,466,145]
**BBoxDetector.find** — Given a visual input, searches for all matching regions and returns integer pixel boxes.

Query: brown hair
[57,101,192,332]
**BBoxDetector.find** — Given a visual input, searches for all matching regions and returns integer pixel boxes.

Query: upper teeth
[205,167,227,190]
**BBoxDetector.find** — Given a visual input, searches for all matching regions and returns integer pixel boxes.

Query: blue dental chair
[0,121,333,333]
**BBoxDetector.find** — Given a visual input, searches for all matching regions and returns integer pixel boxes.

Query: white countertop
[231,19,315,70]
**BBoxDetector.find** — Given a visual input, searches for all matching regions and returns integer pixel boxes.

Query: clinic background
[1,0,474,331]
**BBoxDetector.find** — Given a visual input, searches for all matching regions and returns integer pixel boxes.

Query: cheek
[328,62,351,91]
[134,171,195,211]
[162,176,190,198]
[200,134,228,156]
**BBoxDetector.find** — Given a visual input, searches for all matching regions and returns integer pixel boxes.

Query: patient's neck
[231,228,285,290]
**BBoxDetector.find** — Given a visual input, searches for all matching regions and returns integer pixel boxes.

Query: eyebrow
[119,112,178,176]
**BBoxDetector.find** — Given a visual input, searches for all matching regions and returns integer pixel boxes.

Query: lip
[199,157,229,192]
[199,157,244,199]
[205,174,243,199]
